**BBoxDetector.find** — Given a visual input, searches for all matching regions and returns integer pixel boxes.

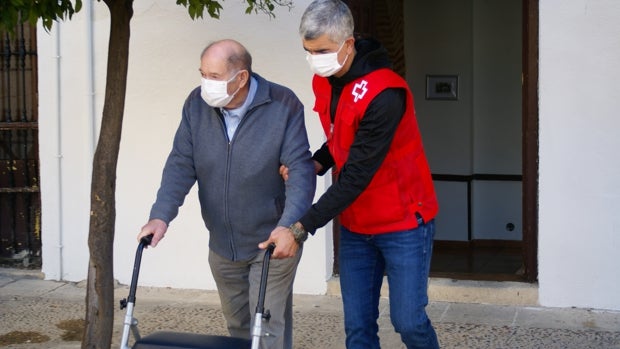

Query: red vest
[312,68,438,234]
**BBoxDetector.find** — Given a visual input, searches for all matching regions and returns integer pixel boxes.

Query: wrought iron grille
[0,22,41,268]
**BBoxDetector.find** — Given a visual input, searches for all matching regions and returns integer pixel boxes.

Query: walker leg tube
[251,312,263,349]
[120,302,136,349]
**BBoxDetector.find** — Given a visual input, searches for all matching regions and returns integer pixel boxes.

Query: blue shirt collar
[220,75,258,119]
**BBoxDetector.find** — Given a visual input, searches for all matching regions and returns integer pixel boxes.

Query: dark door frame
[522,0,539,282]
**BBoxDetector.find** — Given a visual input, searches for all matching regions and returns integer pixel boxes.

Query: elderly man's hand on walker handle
[259,223,308,259]
[137,219,168,247]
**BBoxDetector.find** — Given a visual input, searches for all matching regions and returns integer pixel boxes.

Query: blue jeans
[339,221,439,349]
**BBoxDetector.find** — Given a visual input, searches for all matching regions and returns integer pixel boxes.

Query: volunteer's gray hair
[299,0,354,44]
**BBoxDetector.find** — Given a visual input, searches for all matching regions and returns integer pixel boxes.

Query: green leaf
[42,17,52,32]
[206,2,222,19]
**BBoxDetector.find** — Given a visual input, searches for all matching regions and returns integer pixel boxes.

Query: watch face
[296,230,308,243]
[290,224,308,243]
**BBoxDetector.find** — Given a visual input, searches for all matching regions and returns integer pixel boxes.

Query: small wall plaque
[426,75,458,100]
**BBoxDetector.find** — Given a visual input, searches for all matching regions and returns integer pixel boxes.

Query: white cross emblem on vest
[352,80,369,102]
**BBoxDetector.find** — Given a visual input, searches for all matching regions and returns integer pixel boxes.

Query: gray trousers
[208,246,302,349]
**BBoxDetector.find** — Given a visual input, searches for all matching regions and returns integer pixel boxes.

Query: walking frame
[119,234,275,349]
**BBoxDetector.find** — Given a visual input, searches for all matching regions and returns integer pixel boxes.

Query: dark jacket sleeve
[299,88,406,233]
[312,143,335,176]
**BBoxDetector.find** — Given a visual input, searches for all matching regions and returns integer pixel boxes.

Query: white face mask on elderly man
[305,41,348,77]
[200,71,241,108]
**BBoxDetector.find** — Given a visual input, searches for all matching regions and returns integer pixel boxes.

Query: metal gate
[0,23,41,268]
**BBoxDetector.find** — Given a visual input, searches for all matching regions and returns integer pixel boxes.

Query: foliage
[243,0,293,17]
[176,0,224,19]
[0,0,294,33]
[0,0,82,33]
[175,0,293,20]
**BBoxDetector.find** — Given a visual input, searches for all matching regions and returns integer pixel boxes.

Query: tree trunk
[82,0,133,348]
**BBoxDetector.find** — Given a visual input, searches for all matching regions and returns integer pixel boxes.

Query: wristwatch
[289,223,308,245]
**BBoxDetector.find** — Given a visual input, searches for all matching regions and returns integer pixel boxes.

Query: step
[326,276,539,306]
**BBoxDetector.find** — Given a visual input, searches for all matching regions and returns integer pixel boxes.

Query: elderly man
[138,39,316,349]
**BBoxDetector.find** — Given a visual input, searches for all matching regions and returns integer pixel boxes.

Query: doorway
[343,0,538,282]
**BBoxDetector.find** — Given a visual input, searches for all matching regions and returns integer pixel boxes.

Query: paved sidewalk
[1,267,620,349]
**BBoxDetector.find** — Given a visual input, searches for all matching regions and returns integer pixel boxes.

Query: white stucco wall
[538,0,620,309]
[38,0,331,294]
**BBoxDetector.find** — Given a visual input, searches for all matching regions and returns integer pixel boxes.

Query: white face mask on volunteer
[200,70,242,108]
[305,41,348,77]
